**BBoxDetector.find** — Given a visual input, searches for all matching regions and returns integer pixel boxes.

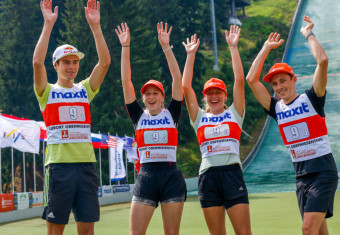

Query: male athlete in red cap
[246,16,338,235]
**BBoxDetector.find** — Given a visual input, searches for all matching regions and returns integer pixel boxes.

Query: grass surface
[1,191,339,234]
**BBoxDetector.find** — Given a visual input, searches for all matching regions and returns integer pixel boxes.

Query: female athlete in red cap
[116,22,186,235]
[246,16,338,234]
[182,26,252,235]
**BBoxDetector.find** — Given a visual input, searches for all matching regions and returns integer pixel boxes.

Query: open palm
[157,22,172,49]
[264,32,284,49]
[225,25,240,45]
[41,0,58,23]
[85,0,100,26]
[183,34,200,54]
[115,23,130,46]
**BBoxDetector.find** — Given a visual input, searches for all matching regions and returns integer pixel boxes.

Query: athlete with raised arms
[182,26,252,235]
[32,0,110,234]
[115,22,186,235]
[246,16,338,235]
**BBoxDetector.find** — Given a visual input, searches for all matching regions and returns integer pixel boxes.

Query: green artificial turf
[1,191,339,235]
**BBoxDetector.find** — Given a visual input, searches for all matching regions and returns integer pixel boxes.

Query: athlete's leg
[129,202,155,235]
[302,212,327,235]
[76,222,95,235]
[160,202,184,235]
[202,206,226,235]
[227,203,252,235]
[46,222,65,235]
[319,219,329,235]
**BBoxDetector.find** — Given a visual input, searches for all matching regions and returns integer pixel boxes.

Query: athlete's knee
[164,229,180,235]
[235,228,252,235]
[302,223,317,235]
[235,229,252,235]
[209,228,226,235]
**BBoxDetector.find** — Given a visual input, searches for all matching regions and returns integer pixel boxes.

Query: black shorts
[133,162,187,208]
[198,164,249,209]
[42,163,100,224]
[296,170,338,219]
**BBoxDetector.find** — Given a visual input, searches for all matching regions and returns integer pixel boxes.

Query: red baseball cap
[140,80,165,95]
[202,78,227,95]
[263,63,295,83]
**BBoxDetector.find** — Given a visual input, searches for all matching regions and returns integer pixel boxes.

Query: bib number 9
[204,124,230,139]
[59,106,86,122]
[69,107,77,120]
[283,122,310,142]
[144,130,168,144]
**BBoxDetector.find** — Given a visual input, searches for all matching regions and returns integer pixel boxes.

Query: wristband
[229,44,238,47]
[163,46,173,52]
[122,45,130,47]
[305,31,315,41]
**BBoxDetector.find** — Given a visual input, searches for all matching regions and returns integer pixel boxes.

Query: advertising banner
[112,185,130,193]
[109,137,126,181]
[14,193,31,210]
[32,191,43,207]
[102,185,113,197]
[0,194,15,212]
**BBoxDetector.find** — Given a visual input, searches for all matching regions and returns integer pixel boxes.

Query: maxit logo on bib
[276,102,309,120]
[52,89,87,99]
[202,112,231,123]
[141,117,170,126]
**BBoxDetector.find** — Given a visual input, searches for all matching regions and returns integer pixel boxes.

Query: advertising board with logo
[112,185,130,193]
[0,194,15,212]
[32,191,43,207]
[102,185,113,197]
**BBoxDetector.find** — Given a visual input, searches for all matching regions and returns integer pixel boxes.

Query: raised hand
[85,0,100,27]
[264,32,284,50]
[182,34,200,54]
[225,25,240,46]
[115,23,130,46]
[40,0,58,24]
[300,15,314,38]
[157,22,172,50]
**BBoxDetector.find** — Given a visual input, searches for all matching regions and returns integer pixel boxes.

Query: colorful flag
[122,136,134,150]
[90,133,106,149]
[108,135,118,148]
[38,121,47,141]
[123,136,140,173]
[0,114,40,154]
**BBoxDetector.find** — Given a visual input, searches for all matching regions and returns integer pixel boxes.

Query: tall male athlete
[246,16,338,235]
[32,0,110,234]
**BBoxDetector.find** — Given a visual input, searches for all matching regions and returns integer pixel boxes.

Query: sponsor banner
[112,185,130,193]
[109,137,126,181]
[14,193,32,210]
[0,194,15,212]
[102,185,113,197]
[32,191,43,207]
[98,186,103,197]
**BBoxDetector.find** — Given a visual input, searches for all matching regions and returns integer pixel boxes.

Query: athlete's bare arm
[115,23,136,104]
[226,25,244,117]
[300,16,328,97]
[32,0,58,96]
[246,33,284,111]
[182,34,200,123]
[85,0,111,92]
[157,22,183,101]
